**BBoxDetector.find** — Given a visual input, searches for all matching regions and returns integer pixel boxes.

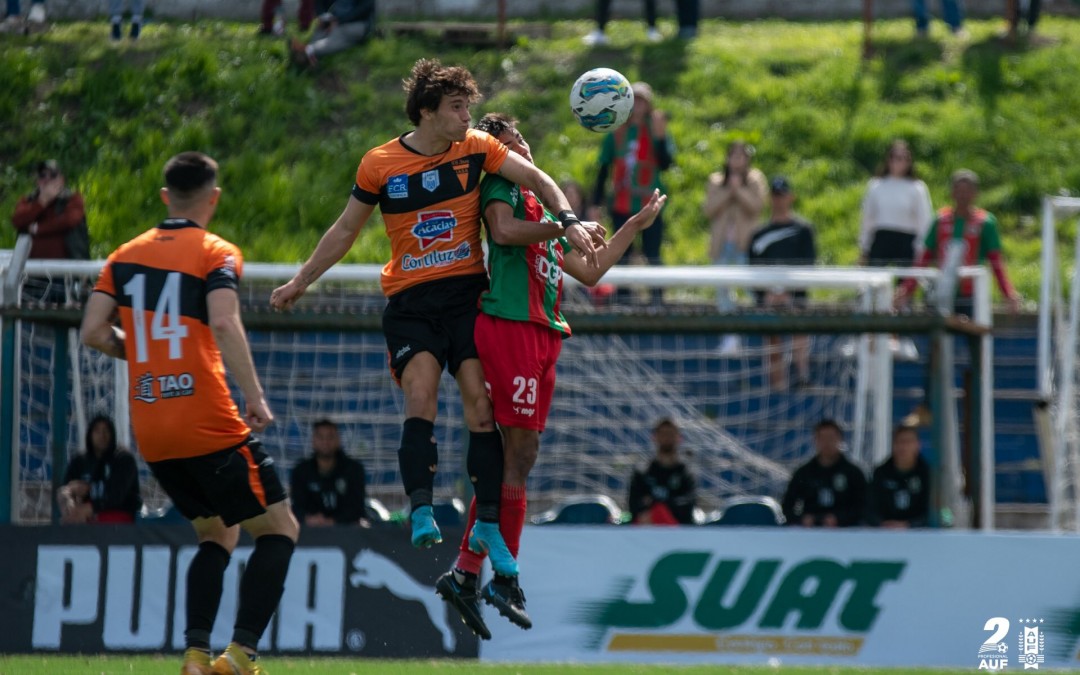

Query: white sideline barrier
[480,527,1080,669]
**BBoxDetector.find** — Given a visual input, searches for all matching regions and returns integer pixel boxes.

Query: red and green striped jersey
[923,206,1002,296]
[478,174,571,336]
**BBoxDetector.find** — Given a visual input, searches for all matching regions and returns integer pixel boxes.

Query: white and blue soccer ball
[569,67,634,133]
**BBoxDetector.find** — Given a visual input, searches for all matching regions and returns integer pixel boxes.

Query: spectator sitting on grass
[288,0,375,70]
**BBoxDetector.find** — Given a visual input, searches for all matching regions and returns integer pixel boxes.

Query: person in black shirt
[629,418,696,525]
[748,176,817,389]
[57,414,142,524]
[867,424,931,528]
[289,419,368,526]
[782,419,867,527]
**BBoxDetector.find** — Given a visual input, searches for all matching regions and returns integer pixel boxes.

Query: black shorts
[867,229,916,267]
[382,274,488,381]
[147,439,287,527]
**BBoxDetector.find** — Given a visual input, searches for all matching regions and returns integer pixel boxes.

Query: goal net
[2,257,978,524]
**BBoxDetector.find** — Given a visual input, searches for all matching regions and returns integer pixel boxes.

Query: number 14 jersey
[92,218,251,462]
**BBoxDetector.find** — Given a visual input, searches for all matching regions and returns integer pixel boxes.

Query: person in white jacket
[858,139,933,267]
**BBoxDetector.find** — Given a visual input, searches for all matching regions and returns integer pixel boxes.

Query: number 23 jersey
[92,218,251,462]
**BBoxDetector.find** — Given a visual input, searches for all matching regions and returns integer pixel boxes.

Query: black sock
[494,573,518,587]
[232,535,295,651]
[467,430,504,522]
[185,541,231,651]
[399,417,437,511]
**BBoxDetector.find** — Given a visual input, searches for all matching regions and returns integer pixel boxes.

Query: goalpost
[1037,195,1080,531]
[0,252,991,527]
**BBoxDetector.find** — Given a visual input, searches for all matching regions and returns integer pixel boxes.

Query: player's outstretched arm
[80,292,127,360]
[208,288,273,432]
[564,189,667,287]
[497,153,606,259]
[484,200,584,248]
[270,196,374,310]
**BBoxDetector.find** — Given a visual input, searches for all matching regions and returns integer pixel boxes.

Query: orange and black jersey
[351,129,509,297]
[92,218,251,462]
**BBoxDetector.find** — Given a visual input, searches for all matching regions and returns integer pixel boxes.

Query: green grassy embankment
[3,17,1079,299]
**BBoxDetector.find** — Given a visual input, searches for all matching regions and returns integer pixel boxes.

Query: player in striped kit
[435,113,666,639]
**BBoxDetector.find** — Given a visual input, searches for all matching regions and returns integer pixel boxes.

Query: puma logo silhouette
[349,549,457,652]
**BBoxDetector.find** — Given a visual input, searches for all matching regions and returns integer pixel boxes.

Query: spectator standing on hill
[0,0,44,33]
[589,81,674,304]
[859,140,933,268]
[12,160,89,304]
[782,419,867,527]
[704,141,767,353]
[289,419,369,526]
[583,0,661,45]
[1013,0,1042,38]
[628,418,696,525]
[108,0,144,40]
[913,0,966,37]
[859,139,931,361]
[896,169,1021,317]
[57,415,143,524]
[675,0,699,39]
[12,160,86,260]
[288,0,375,70]
[895,169,1020,427]
[866,425,931,528]
[748,176,816,389]
[260,0,314,36]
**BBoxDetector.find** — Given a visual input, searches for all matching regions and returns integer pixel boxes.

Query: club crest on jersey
[422,169,440,192]
[412,211,457,250]
[387,174,409,199]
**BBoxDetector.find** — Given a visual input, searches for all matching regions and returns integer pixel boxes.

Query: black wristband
[558,210,581,228]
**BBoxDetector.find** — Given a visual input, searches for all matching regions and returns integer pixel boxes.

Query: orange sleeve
[354,149,383,204]
[206,238,243,292]
[93,254,117,297]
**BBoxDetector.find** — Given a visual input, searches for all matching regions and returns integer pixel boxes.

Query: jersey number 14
[123,272,190,363]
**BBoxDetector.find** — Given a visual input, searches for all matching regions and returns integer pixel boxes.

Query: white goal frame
[1038,196,1080,531]
[1,245,994,528]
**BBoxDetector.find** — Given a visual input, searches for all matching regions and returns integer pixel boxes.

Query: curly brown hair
[403,58,482,127]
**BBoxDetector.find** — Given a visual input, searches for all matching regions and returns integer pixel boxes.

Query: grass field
[3,16,1080,298]
[0,656,969,675]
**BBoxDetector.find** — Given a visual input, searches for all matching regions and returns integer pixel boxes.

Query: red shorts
[474,312,563,432]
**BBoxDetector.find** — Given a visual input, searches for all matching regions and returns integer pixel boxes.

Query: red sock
[455,497,484,575]
[500,484,527,559]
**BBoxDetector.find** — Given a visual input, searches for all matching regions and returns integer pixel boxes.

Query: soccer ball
[569,67,634,133]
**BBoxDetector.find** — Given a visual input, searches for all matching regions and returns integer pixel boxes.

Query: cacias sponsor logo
[412,211,457,250]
